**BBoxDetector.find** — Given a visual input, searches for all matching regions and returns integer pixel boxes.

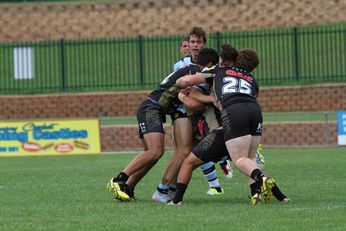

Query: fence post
[138,35,144,86]
[216,31,221,52]
[60,38,66,91]
[293,27,300,81]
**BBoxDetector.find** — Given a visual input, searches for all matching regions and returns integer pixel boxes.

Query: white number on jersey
[222,77,251,95]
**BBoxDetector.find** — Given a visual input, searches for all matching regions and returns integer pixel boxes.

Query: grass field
[99,111,338,125]
[0,111,337,126]
[1,147,346,231]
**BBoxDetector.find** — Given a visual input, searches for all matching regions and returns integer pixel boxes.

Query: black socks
[272,183,287,201]
[250,182,261,196]
[114,172,129,184]
[250,169,264,184]
[173,183,188,204]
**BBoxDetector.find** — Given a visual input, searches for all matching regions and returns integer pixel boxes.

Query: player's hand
[180,87,190,95]
[178,91,185,101]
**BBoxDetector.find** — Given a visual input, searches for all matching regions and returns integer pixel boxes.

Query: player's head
[179,36,190,56]
[219,44,238,67]
[188,26,207,60]
[196,48,219,67]
[234,48,259,72]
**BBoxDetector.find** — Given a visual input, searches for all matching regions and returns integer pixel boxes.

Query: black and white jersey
[149,64,202,113]
[200,65,259,108]
[173,55,193,72]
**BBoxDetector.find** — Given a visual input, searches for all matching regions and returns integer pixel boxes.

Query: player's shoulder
[182,55,192,62]
[201,64,219,72]
[174,56,191,70]
[175,55,192,64]
[174,60,184,69]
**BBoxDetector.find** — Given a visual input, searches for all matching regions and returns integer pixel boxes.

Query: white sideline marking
[289,205,346,211]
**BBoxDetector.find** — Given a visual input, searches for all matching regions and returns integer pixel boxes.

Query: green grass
[0,111,338,125]
[263,111,337,122]
[99,111,338,125]
[0,147,346,231]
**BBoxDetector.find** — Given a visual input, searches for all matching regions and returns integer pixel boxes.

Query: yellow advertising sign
[0,119,101,157]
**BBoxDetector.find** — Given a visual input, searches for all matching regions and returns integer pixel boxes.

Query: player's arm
[188,87,216,104]
[176,73,205,88]
[176,72,214,88]
[178,89,205,114]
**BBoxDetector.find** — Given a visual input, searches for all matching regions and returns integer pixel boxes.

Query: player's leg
[225,135,269,205]
[247,135,272,204]
[153,116,193,203]
[255,144,265,168]
[108,138,147,200]
[126,154,162,199]
[194,116,225,195]
[271,183,291,203]
[152,142,179,202]
[218,159,234,179]
[225,135,258,176]
[109,132,165,201]
[248,143,290,203]
[223,103,274,205]
[122,133,165,176]
[114,132,164,186]
[165,117,193,184]
[109,100,165,201]
[169,129,229,205]
[200,162,224,195]
[168,153,204,205]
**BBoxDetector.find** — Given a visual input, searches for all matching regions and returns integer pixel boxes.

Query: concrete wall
[0,0,345,41]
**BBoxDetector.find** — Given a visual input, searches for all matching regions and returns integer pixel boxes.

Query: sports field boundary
[100,121,338,151]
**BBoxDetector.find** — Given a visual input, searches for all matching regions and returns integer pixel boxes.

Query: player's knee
[147,147,164,161]
[176,146,192,158]
[234,157,246,169]
[174,152,190,163]
[183,154,201,169]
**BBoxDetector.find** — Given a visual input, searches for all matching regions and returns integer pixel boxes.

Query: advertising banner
[0,119,101,157]
[337,111,346,145]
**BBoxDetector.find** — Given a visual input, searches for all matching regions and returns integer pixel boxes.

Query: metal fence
[0,24,345,95]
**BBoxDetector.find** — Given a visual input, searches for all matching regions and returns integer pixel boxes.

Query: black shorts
[192,129,230,163]
[137,99,166,139]
[170,104,189,122]
[222,101,263,141]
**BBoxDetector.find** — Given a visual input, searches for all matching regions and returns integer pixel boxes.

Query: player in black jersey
[165,44,238,204]
[173,48,288,205]
[153,27,233,203]
[106,48,219,202]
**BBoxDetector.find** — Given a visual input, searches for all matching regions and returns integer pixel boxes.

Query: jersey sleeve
[173,56,192,72]
[173,60,184,72]
[200,71,215,85]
